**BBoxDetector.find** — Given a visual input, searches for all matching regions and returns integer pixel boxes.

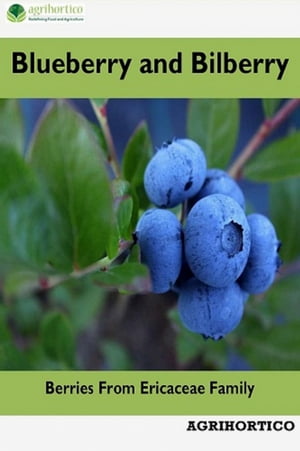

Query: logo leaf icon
[17,10,26,22]
[7,10,17,22]
[7,4,26,22]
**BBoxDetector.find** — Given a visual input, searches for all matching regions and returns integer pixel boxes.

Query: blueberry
[178,278,245,340]
[144,138,207,208]
[188,168,245,210]
[184,194,251,287]
[238,213,281,294]
[241,289,250,304]
[135,208,183,293]
[172,254,194,294]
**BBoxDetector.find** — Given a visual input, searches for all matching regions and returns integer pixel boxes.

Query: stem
[91,101,121,177]
[45,259,109,290]
[180,200,188,224]
[41,241,136,291]
[228,98,300,179]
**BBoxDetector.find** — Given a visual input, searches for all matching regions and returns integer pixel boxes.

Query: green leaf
[112,178,132,199]
[0,303,31,370]
[0,304,11,342]
[0,193,53,271]
[236,287,300,370]
[270,177,300,262]
[122,121,153,209]
[263,275,300,323]
[9,297,43,336]
[0,143,34,193]
[24,345,69,370]
[3,270,39,297]
[187,99,239,169]
[106,178,138,257]
[112,179,134,240]
[106,179,132,259]
[29,100,113,272]
[0,150,53,270]
[50,279,106,333]
[262,99,281,118]
[116,196,133,239]
[94,262,149,292]
[244,132,300,182]
[0,99,24,154]
[40,311,75,368]
[0,343,31,370]
[89,122,109,159]
[101,339,133,370]
[126,240,141,263]
[106,219,120,260]
[239,322,300,369]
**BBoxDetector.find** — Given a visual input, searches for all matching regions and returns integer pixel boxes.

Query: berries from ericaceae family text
[238,213,281,294]
[144,138,207,208]
[178,278,245,340]
[189,168,245,210]
[184,194,251,287]
[135,208,182,293]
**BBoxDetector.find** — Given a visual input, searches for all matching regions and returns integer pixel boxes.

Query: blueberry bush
[0,98,300,370]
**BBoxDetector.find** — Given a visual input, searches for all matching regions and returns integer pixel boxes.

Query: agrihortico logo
[6,3,85,23]
[7,3,26,22]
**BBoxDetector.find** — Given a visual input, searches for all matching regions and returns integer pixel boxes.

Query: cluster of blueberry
[135,139,281,340]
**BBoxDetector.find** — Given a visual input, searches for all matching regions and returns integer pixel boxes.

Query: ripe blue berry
[178,278,245,340]
[135,208,182,293]
[238,213,281,294]
[184,194,251,287]
[144,138,207,208]
[189,168,245,209]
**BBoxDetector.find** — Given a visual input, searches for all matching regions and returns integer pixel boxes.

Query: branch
[228,98,300,179]
[39,240,136,291]
[91,101,121,177]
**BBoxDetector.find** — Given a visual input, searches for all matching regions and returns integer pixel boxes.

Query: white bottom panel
[0,416,298,450]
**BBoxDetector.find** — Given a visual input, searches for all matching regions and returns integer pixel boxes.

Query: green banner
[0,38,299,97]
[0,371,299,415]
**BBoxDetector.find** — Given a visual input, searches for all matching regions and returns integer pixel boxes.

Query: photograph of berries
[0,98,299,370]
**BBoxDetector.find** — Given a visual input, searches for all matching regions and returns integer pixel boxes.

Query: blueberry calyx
[221,221,243,257]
